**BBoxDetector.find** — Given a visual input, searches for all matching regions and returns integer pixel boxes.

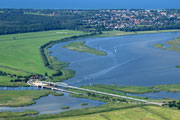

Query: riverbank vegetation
[97,29,180,37]
[63,41,107,56]
[90,84,158,94]
[0,110,39,119]
[0,90,60,107]
[153,37,180,67]
[153,37,180,51]
[81,103,88,106]
[79,84,180,94]
[154,84,180,92]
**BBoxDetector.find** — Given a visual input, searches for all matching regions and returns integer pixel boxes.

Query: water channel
[49,32,180,99]
[1,32,180,114]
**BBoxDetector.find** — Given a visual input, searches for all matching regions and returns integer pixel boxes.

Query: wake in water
[66,58,135,84]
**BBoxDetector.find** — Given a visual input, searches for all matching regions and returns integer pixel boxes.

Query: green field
[0,90,58,107]
[63,41,107,56]
[0,30,86,86]
[1,30,180,120]
[0,30,84,75]
[0,76,27,87]
[51,106,180,120]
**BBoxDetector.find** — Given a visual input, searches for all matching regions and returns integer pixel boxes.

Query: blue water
[0,87,105,114]
[127,91,180,100]
[49,32,180,100]
[0,0,179,9]
[50,32,180,87]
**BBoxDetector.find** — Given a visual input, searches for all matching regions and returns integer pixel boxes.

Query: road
[29,80,164,106]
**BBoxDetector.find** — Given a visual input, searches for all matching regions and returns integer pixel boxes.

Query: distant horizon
[0,0,179,9]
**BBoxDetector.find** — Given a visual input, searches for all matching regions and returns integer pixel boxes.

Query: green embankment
[0,110,39,119]
[0,90,60,107]
[69,84,180,99]
[154,84,180,92]
[87,84,180,93]
[98,29,180,37]
[63,41,107,56]
[92,84,158,94]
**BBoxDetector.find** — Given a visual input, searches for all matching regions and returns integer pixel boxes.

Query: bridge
[28,80,164,106]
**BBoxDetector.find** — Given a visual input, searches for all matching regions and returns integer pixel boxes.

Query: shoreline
[44,29,180,83]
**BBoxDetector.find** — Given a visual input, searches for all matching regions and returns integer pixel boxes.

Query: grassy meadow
[0,30,86,86]
[0,90,58,107]
[63,41,107,56]
[51,106,180,120]
[0,30,84,76]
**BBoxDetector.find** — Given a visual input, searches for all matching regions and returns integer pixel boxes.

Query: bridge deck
[28,80,164,106]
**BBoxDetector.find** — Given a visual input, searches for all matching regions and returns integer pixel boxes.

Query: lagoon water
[2,32,180,114]
[0,89,104,114]
[127,91,180,100]
[49,32,180,88]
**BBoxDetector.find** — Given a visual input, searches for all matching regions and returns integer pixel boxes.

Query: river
[1,32,180,114]
[49,32,180,99]
[0,87,104,114]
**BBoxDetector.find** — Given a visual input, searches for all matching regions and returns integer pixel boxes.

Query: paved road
[40,81,164,106]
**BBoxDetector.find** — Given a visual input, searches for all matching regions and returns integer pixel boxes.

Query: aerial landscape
[1,0,180,120]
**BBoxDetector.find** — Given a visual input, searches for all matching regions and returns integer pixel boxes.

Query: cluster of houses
[82,9,180,30]
[23,9,180,31]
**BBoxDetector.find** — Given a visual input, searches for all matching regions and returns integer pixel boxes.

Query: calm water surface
[49,32,180,87]
[127,91,180,100]
[0,89,104,114]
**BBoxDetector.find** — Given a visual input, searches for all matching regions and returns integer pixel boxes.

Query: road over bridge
[28,80,164,106]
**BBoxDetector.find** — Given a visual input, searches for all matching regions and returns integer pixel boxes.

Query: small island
[81,103,88,106]
[63,41,107,56]
[153,37,180,51]
[61,106,70,109]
